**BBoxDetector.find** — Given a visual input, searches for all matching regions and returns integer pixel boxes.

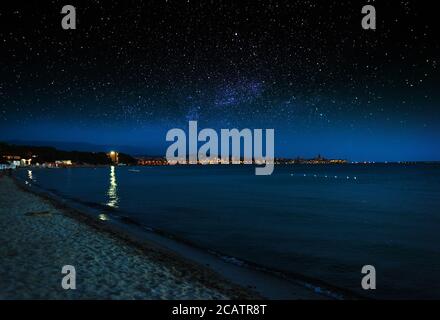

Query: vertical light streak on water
[106,166,119,208]
[27,169,34,181]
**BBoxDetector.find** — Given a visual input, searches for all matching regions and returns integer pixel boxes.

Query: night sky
[1,1,439,161]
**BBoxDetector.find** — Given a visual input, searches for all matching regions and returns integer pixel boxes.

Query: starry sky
[1,0,439,161]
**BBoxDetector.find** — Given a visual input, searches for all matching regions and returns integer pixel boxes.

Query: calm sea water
[17,164,440,299]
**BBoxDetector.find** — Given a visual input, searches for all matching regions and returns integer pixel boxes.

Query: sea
[16,164,440,299]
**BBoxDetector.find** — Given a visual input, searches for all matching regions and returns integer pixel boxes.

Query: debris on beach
[24,210,53,217]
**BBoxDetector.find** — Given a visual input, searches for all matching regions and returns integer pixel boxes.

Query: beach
[6,163,440,299]
[0,175,257,299]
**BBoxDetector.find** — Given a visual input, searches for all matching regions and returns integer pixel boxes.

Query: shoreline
[2,172,355,300]
[0,174,256,299]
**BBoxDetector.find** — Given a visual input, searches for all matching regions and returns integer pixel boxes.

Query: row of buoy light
[290,173,357,180]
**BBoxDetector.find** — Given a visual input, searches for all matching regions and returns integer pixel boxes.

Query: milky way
[0,1,439,160]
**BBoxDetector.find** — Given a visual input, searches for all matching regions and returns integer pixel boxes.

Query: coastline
[0,174,257,299]
[1,172,345,300]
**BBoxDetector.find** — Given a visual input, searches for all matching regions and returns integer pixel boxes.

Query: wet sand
[0,175,256,299]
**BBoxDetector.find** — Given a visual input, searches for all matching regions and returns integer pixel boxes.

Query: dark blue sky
[1,1,439,161]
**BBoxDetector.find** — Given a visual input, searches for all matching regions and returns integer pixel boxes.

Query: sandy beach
[0,175,257,299]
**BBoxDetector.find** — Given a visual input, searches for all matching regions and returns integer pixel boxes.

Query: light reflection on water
[106,166,119,208]
[27,170,34,181]
[15,165,440,299]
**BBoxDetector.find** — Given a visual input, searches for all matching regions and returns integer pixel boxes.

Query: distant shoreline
[3,161,440,172]
[3,140,440,169]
